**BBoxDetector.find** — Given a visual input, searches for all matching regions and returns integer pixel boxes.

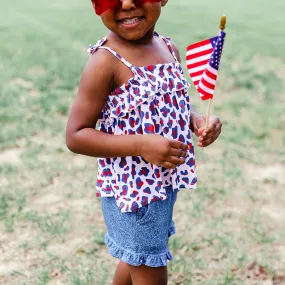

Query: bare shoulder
[170,39,182,63]
[83,48,117,81]
[79,47,118,99]
[66,48,118,136]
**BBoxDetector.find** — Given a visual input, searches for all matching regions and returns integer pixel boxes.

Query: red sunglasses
[94,0,161,15]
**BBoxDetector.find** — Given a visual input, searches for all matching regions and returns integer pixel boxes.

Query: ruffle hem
[105,234,173,267]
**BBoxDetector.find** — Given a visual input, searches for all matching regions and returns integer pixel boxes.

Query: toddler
[66,0,222,284]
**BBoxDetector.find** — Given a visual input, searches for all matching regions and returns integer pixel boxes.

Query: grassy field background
[1,0,285,284]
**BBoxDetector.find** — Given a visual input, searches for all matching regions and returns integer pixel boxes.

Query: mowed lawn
[1,0,285,284]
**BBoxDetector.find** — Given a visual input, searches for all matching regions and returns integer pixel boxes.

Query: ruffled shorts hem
[105,234,173,267]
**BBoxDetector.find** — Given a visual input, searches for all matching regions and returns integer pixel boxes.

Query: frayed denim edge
[104,234,173,267]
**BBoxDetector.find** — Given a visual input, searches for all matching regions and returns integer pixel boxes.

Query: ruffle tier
[100,63,191,125]
[105,234,173,267]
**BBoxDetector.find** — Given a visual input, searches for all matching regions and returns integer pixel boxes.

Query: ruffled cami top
[88,32,197,213]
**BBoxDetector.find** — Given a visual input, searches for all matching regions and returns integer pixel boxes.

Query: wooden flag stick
[204,15,226,130]
[205,98,212,130]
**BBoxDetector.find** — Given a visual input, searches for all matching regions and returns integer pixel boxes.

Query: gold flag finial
[220,15,227,30]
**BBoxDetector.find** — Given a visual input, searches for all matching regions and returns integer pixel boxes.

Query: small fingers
[162,156,186,168]
[198,132,220,147]
[162,161,177,169]
[203,121,222,137]
[197,127,205,137]
[168,156,186,166]
[170,140,188,151]
[202,137,218,147]
[199,123,222,142]
[169,148,187,158]
[201,125,214,137]
[198,123,222,147]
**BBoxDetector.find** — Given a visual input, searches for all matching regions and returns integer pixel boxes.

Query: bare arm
[66,49,188,167]
[66,50,142,157]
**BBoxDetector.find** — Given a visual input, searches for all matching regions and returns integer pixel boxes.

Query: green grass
[1,0,285,284]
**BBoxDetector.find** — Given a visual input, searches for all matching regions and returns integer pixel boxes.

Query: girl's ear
[161,0,168,7]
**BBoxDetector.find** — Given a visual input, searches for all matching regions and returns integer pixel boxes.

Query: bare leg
[112,261,133,285]
[128,265,168,285]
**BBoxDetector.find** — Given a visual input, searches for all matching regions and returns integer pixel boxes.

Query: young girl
[66,0,222,284]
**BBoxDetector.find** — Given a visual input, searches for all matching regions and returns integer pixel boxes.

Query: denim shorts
[101,186,178,267]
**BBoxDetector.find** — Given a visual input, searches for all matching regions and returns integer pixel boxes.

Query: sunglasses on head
[94,0,161,16]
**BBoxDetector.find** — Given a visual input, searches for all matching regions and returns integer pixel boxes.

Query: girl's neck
[108,26,156,46]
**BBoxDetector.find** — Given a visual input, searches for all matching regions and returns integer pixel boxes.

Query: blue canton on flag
[209,31,226,71]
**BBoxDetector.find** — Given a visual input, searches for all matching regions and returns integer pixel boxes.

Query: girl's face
[91,0,168,41]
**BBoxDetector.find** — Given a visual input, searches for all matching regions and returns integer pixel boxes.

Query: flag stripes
[186,31,226,101]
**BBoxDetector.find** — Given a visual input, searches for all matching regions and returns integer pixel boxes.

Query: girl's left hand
[191,115,222,147]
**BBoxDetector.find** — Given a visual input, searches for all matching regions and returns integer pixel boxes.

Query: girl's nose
[120,0,136,11]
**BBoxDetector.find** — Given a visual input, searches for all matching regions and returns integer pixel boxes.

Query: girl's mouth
[119,16,143,27]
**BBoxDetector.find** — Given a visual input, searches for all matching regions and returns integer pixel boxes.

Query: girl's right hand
[139,135,188,169]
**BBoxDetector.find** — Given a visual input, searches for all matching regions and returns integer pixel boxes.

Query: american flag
[186,31,226,100]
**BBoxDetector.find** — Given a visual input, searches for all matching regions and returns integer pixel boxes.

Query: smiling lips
[120,17,142,25]
[94,0,161,16]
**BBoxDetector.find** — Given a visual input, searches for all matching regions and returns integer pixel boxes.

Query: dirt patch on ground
[9,78,34,89]
[245,164,285,184]
[0,148,23,165]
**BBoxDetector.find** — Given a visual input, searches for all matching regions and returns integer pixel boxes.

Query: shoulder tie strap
[88,38,133,69]
[154,32,179,62]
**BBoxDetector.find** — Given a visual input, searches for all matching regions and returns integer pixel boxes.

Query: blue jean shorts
[101,186,178,267]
